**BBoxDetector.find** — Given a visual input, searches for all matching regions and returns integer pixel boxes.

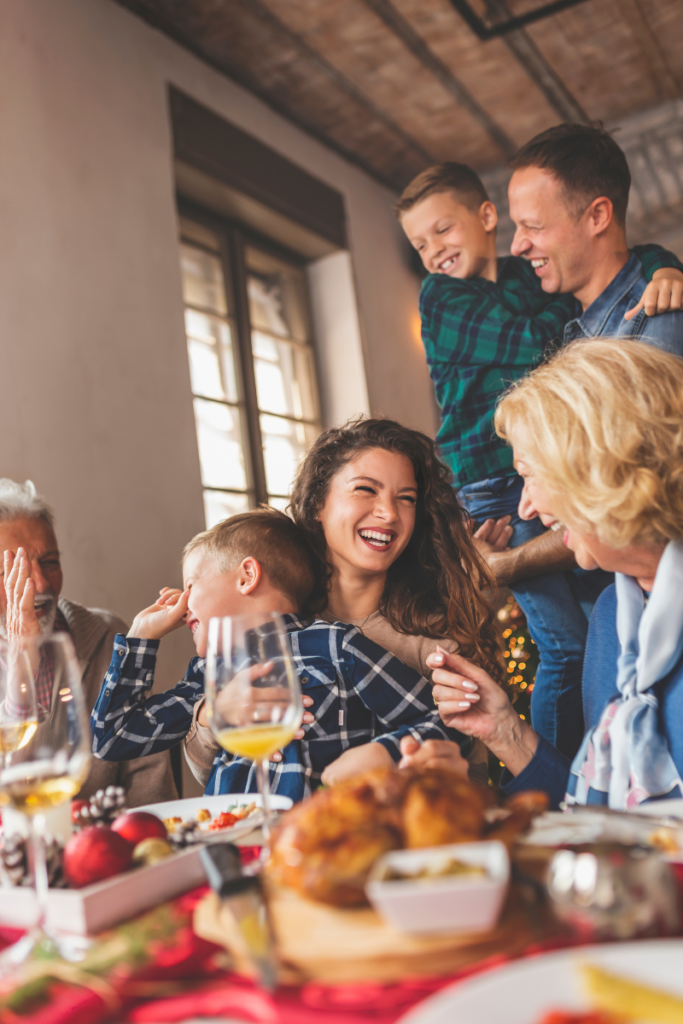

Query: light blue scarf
[566,539,683,809]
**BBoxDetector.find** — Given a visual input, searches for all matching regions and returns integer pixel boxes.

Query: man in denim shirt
[469,123,683,758]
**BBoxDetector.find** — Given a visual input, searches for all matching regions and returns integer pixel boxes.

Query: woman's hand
[428,647,539,777]
[624,268,683,321]
[398,735,469,777]
[320,742,394,786]
[128,588,190,641]
[4,549,42,639]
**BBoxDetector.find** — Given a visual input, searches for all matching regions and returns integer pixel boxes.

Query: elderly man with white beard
[0,479,176,805]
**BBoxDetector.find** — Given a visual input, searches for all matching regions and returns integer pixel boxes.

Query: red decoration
[111,811,167,846]
[63,827,134,888]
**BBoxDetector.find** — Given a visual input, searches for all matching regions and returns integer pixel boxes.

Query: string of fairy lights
[490,594,539,781]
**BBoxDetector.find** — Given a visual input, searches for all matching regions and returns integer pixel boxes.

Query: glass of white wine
[204,612,303,852]
[0,633,92,969]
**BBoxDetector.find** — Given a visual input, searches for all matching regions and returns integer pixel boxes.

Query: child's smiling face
[182,548,244,658]
[401,191,498,281]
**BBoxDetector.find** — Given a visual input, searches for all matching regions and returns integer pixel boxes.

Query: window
[178,209,322,528]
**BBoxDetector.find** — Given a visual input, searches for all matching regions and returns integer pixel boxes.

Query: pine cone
[0,832,66,888]
[167,820,201,848]
[73,786,127,830]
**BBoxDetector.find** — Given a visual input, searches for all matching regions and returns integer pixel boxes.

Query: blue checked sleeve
[90,634,205,761]
[339,628,466,761]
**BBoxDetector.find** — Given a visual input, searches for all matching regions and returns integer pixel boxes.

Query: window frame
[178,197,323,511]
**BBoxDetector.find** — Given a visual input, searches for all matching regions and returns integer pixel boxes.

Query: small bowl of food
[365,841,510,935]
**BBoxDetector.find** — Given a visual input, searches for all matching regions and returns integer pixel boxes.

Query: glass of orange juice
[204,613,303,852]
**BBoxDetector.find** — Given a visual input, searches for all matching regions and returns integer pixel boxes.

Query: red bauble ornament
[63,828,134,888]
[110,811,167,847]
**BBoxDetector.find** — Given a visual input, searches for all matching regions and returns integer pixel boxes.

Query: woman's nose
[517,485,538,522]
[374,496,399,521]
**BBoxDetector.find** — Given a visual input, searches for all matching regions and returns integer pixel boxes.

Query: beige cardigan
[183,611,488,787]
[59,597,177,807]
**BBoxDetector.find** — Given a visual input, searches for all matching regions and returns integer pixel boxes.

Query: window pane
[194,398,247,491]
[260,414,319,497]
[185,311,238,403]
[203,490,250,529]
[181,244,228,315]
[246,246,308,342]
[267,496,290,513]
[252,332,318,420]
[247,275,290,338]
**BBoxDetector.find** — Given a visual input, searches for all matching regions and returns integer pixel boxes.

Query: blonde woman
[428,338,683,809]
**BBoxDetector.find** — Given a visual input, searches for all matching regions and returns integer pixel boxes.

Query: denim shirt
[563,254,683,355]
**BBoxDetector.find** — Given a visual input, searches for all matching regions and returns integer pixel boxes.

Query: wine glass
[204,612,303,852]
[0,633,92,970]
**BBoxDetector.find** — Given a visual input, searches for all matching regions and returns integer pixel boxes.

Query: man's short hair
[183,508,316,611]
[0,479,55,530]
[508,123,631,226]
[394,162,490,217]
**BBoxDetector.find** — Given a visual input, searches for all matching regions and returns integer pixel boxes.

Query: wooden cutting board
[194,880,562,984]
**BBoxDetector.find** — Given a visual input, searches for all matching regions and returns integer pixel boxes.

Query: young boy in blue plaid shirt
[91,509,467,801]
[397,162,683,761]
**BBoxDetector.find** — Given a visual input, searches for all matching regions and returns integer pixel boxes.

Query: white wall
[0,0,436,640]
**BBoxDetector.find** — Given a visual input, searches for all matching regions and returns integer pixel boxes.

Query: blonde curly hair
[495,338,683,549]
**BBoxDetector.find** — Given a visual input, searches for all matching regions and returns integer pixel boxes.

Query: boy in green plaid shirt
[397,161,683,759]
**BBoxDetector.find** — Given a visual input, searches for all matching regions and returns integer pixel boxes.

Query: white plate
[398,938,683,1024]
[136,793,293,844]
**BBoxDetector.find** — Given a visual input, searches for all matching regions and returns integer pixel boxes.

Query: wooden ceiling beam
[481,0,591,125]
[361,0,515,157]
[114,0,427,190]
[242,0,439,167]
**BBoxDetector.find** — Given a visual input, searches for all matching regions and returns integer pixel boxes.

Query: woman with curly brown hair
[287,417,503,783]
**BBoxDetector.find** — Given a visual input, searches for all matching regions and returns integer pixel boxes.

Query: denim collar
[565,253,641,339]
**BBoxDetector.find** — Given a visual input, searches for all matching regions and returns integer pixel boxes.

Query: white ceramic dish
[523,808,683,861]
[0,846,206,935]
[398,938,683,1024]
[136,793,293,844]
[365,841,509,936]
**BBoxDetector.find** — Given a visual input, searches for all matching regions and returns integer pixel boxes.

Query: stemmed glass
[0,633,92,969]
[204,613,303,853]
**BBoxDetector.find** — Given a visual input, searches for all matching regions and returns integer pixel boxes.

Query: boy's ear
[237,556,263,595]
[479,200,498,234]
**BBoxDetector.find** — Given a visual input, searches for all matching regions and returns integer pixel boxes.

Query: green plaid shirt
[420,246,683,488]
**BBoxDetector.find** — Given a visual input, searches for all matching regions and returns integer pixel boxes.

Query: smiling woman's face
[318,448,418,578]
[513,443,663,589]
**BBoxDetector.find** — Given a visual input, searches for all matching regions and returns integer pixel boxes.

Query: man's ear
[586,195,613,237]
[237,556,263,595]
[479,200,498,234]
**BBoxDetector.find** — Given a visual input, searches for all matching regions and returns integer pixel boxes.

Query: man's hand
[472,515,512,558]
[428,647,538,777]
[127,587,189,641]
[476,529,576,586]
[4,549,42,639]
[320,741,394,786]
[398,735,469,777]
[625,268,683,321]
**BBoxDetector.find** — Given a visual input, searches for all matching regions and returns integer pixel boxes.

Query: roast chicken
[267,767,543,906]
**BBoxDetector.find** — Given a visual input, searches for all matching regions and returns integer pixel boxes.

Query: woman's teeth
[531,258,549,269]
[360,530,393,548]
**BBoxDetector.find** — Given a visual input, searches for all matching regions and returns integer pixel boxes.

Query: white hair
[0,479,55,530]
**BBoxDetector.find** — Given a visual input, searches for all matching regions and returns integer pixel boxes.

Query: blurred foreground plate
[398,938,683,1024]
[137,793,293,845]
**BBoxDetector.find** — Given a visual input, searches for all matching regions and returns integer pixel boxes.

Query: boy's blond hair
[183,508,316,611]
[394,162,490,218]
[495,338,683,549]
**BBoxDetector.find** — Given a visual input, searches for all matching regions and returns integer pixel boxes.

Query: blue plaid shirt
[90,616,467,802]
